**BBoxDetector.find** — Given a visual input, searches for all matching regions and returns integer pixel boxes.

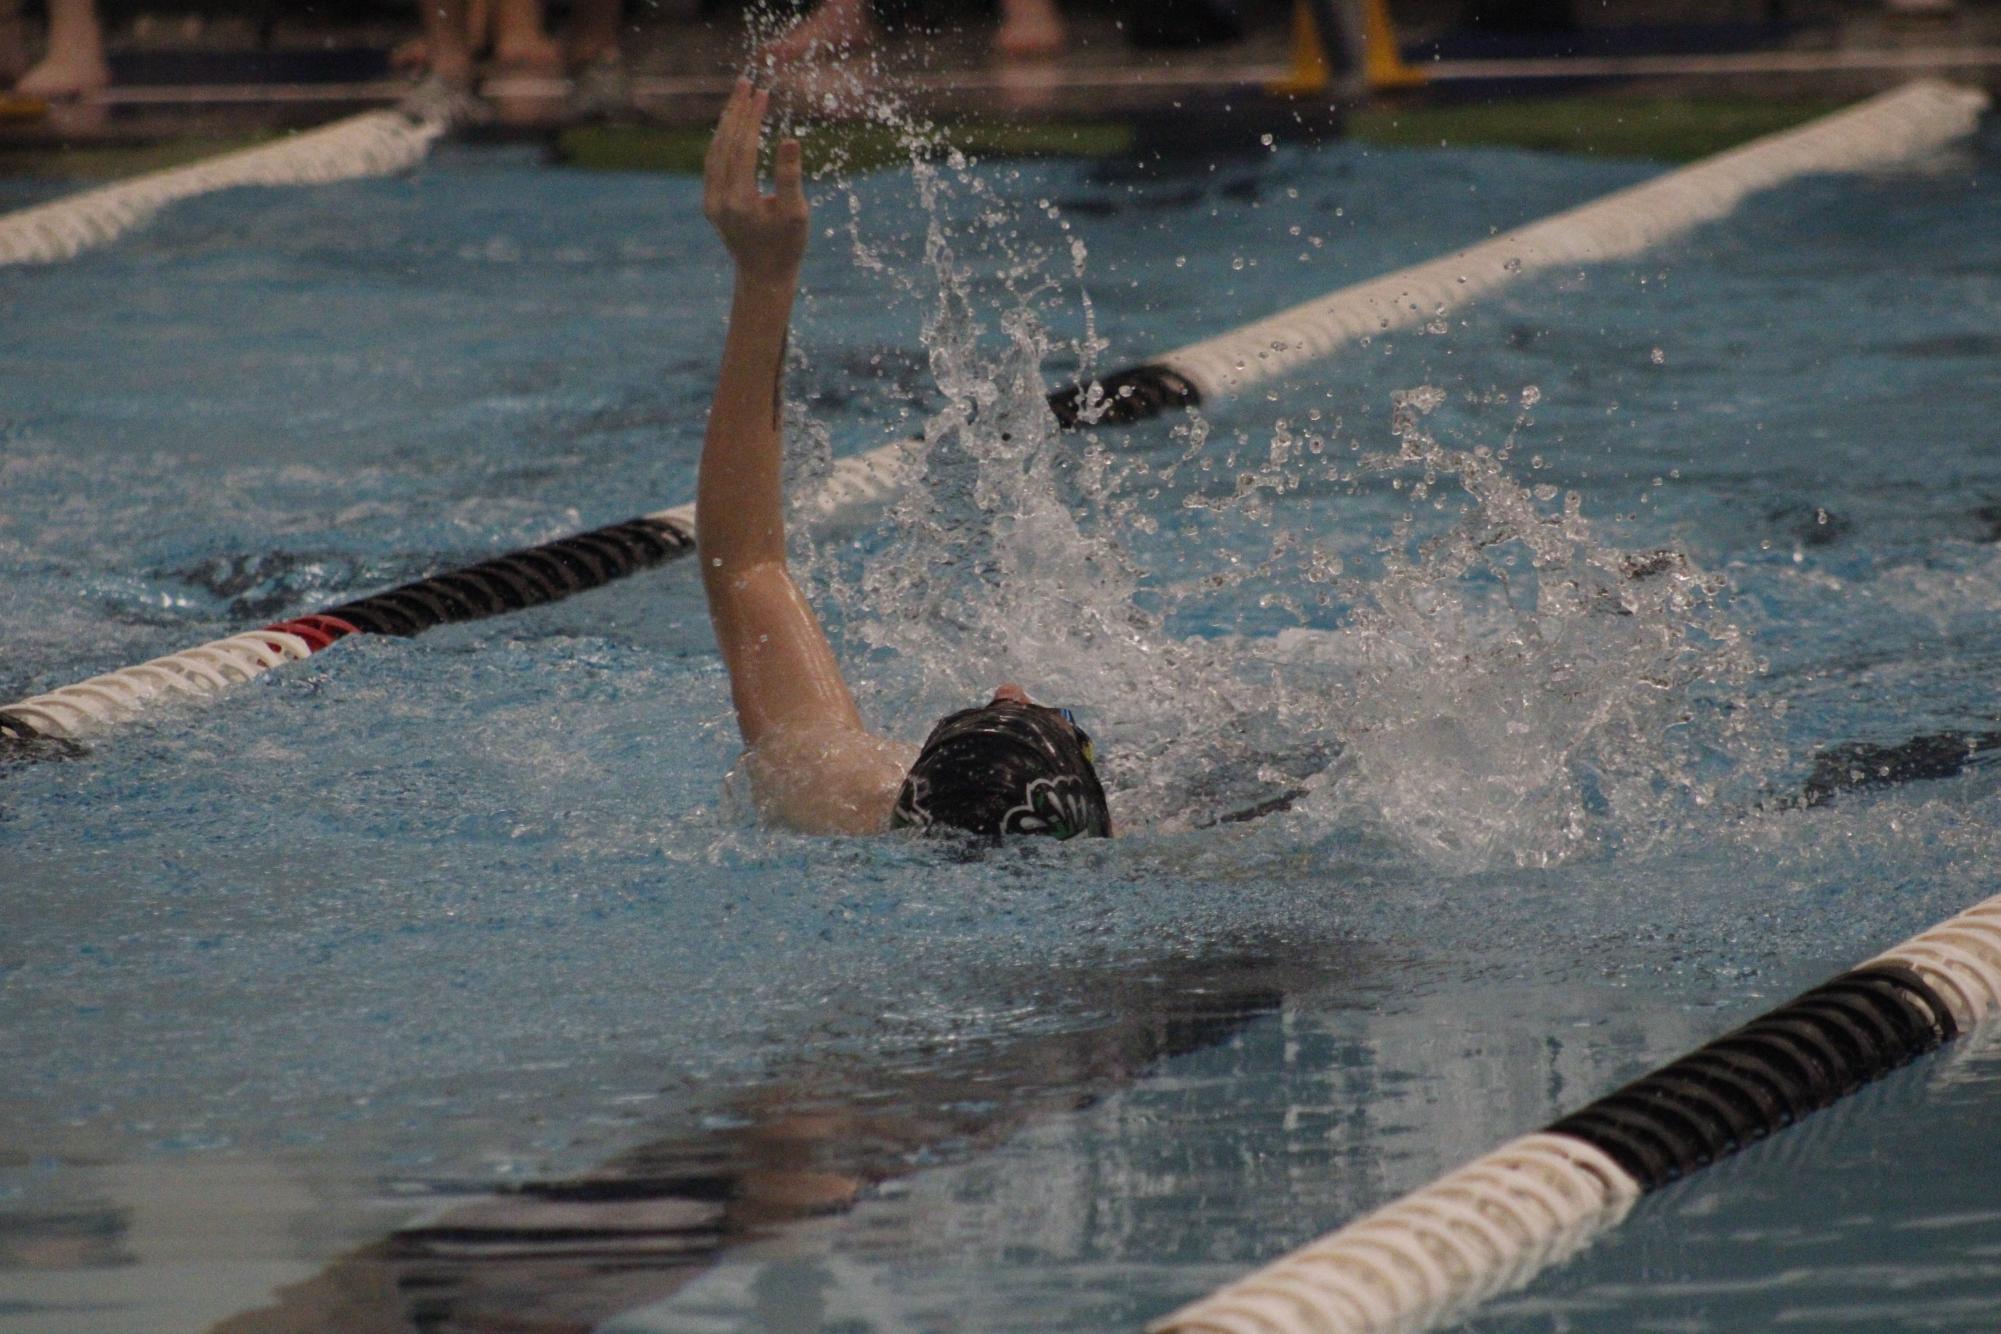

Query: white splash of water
[1304,387,1762,871]
[768,75,1765,863]
[848,155,1241,797]
[758,81,1313,828]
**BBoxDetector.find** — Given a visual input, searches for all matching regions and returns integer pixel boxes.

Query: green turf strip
[0,96,1858,184]
[1347,97,1849,163]
[562,97,1852,173]
[558,119,1133,174]
[0,133,278,181]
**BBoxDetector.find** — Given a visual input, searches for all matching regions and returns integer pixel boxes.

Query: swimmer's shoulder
[737,723,917,836]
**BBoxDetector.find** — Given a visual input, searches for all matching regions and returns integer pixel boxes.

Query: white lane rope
[2,629,312,740]
[649,79,1986,535]
[2,82,1984,741]
[0,104,449,265]
[1870,896,2001,1034]
[1156,79,1987,396]
[1154,1134,1639,1334]
[1151,888,2001,1334]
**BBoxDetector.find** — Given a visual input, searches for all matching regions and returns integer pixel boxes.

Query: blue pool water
[2,108,1999,1332]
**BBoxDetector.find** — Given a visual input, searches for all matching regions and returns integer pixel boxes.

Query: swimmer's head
[891,689,1111,840]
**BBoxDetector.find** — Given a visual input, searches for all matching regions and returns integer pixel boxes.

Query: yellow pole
[1270,0,1425,97]
[1361,0,1427,90]
[0,92,50,123]
[1269,0,1332,96]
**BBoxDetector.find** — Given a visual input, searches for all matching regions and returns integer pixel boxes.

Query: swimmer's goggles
[1055,707,1097,765]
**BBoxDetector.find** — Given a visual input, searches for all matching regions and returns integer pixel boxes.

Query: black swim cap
[892,700,1111,840]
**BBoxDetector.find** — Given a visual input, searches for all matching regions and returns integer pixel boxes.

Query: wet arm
[698,81,864,749]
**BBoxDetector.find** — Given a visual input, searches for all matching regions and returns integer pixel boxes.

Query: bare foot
[764,0,879,66]
[995,0,1067,58]
[490,28,564,76]
[482,14,566,121]
[430,48,478,92]
[394,35,484,90]
[15,49,109,100]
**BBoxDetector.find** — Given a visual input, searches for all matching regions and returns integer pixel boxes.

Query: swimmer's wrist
[731,265,801,300]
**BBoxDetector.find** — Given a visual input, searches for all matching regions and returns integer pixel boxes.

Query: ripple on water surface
[3,115,2000,1332]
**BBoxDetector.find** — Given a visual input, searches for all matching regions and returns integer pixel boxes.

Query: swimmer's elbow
[751,767,898,837]
[739,726,911,836]
[698,539,787,589]
[700,554,795,614]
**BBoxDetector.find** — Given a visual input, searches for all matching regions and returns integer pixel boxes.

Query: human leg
[415,0,478,88]
[565,0,624,68]
[488,0,563,73]
[0,0,29,85]
[15,0,110,100]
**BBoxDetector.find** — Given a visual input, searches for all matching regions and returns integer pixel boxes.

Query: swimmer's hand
[704,79,807,287]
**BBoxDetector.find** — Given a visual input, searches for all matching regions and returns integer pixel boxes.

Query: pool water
[2,104,1999,1332]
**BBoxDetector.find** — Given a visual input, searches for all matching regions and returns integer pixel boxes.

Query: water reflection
[211,942,1362,1332]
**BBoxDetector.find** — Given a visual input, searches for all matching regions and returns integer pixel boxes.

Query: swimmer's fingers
[741,86,773,205]
[704,79,752,217]
[771,138,804,214]
[740,86,771,198]
[706,83,804,277]
[724,86,772,211]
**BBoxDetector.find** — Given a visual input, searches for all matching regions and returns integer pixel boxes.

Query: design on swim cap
[891,771,934,830]
[890,699,1110,839]
[1001,774,1099,839]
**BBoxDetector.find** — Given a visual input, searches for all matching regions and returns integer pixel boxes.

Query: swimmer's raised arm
[697,81,914,832]
[694,82,1106,840]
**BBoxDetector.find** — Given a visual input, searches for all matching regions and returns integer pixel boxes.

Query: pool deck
[1,1,1996,155]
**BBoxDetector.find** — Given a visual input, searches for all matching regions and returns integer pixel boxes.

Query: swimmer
[697,80,1110,840]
